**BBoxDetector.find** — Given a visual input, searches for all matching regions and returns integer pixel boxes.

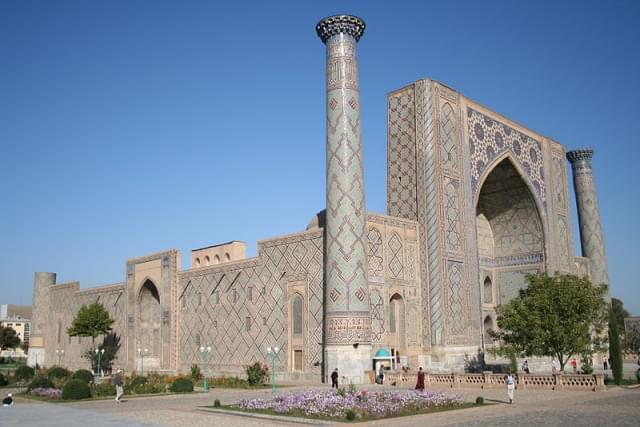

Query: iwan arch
[28,16,609,382]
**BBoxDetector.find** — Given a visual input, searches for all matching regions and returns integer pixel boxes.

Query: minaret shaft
[317,15,371,384]
[567,149,610,288]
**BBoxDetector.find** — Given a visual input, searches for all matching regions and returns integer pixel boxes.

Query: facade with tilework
[28,18,608,381]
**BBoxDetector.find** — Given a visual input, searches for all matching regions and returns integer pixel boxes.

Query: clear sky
[1,1,638,314]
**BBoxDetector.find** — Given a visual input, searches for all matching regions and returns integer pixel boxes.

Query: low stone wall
[384,371,606,392]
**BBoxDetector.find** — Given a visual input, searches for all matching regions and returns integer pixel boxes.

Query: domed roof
[374,348,392,358]
[306,209,326,230]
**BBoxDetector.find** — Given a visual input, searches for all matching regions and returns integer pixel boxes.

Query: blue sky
[1,1,639,314]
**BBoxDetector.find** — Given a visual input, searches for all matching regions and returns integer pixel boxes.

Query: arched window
[389,298,396,333]
[225,253,231,262]
[194,258,201,267]
[292,294,303,336]
[214,254,220,264]
[483,276,493,304]
[204,255,210,266]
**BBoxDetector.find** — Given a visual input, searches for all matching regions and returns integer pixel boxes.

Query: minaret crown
[566,149,594,164]
[316,15,366,44]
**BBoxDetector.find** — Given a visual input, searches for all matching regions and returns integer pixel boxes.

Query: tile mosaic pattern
[467,108,546,209]
[387,87,418,220]
[323,32,370,344]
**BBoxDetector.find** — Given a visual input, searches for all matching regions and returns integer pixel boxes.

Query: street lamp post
[95,348,105,377]
[199,346,211,392]
[55,349,65,366]
[266,346,279,393]
[137,348,148,375]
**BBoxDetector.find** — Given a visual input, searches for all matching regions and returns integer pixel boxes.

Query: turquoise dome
[374,348,391,358]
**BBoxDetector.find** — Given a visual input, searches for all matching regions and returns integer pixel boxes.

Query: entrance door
[294,350,303,371]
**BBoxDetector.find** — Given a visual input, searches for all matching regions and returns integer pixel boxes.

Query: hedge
[28,376,54,391]
[62,379,91,400]
[71,369,94,384]
[169,377,193,393]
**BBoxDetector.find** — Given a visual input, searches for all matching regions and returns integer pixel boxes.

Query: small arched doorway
[483,316,494,344]
[388,293,405,361]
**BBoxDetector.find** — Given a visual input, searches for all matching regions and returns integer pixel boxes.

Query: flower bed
[30,387,62,400]
[236,389,464,420]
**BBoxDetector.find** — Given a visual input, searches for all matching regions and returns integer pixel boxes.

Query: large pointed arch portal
[476,158,545,313]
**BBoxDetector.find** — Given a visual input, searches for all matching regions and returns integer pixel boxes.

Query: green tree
[490,273,608,371]
[0,326,21,350]
[67,302,114,346]
[609,307,624,385]
[624,322,640,355]
[610,298,629,331]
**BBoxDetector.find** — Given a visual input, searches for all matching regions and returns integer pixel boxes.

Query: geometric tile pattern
[369,287,385,343]
[445,261,465,337]
[443,177,462,252]
[323,33,370,344]
[387,86,418,220]
[567,150,609,286]
[440,102,459,170]
[367,227,384,279]
[178,231,324,374]
[388,231,404,279]
[468,108,546,209]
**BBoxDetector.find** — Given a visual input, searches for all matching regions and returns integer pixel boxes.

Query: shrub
[246,362,268,386]
[28,376,54,391]
[580,355,594,375]
[71,369,94,384]
[636,369,640,384]
[209,376,249,388]
[47,366,71,380]
[15,365,35,382]
[475,396,484,405]
[62,379,91,400]
[131,382,165,394]
[213,399,221,407]
[345,409,356,421]
[0,373,7,386]
[92,381,116,397]
[169,377,194,393]
[128,376,147,388]
[191,364,203,382]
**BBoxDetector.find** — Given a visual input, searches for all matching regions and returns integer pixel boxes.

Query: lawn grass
[208,401,480,423]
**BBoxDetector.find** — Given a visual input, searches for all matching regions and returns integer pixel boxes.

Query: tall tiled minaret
[316,15,371,384]
[566,149,610,290]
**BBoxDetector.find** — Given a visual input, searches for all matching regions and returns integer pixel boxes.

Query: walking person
[603,356,609,370]
[331,368,339,388]
[505,371,516,404]
[114,369,124,403]
[571,358,578,374]
[415,367,425,391]
[522,360,530,374]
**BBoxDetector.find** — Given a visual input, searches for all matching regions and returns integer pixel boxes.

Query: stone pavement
[1,385,638,426]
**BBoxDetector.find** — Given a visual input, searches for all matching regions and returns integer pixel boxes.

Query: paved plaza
[2,385,639,426]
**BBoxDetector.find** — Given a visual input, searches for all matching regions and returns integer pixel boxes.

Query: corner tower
[317,15,371,383]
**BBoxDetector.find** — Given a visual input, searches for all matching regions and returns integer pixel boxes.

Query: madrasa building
[28,15,610,383]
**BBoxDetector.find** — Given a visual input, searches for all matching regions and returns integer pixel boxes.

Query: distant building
[0,304,32,356]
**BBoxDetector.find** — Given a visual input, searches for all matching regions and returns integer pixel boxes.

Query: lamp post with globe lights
[266,346,279,393]
[199,346,211,392]
[95,348,105,376]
